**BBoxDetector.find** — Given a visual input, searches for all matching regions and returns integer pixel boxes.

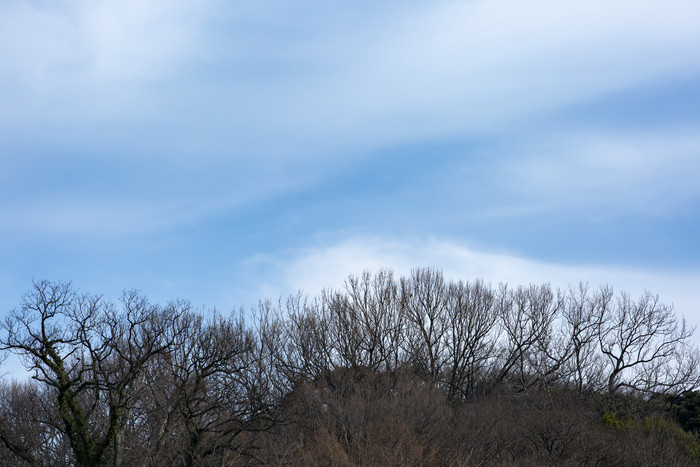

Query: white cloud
[0,0,215,125]
[282,0,700,139]
[255,235,700,339]
[0,0,210,82]
[80,0,209,81]
[501,127,700,216]
[4,0,700,135]
[2,0,699,237]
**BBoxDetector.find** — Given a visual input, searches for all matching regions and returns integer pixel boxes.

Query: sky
[1,0,700,348]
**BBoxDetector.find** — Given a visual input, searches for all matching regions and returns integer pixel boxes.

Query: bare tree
[121,308,279,466]
[560,284,610,393]
[400,268,449,384]
[443,279,500,399]
[278,294,334,381]
[492,284,561,391]
[598,290,698,395]
[323,270,404,371]
[0,281,187,466]
[3,272,700,465]
[0,380,67,465]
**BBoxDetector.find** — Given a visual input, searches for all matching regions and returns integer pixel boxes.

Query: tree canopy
[1,270,700,465]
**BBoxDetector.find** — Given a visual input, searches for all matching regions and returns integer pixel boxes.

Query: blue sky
[1,0,700,342]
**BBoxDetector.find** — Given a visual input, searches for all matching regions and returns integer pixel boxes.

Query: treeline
[1,269,700,465]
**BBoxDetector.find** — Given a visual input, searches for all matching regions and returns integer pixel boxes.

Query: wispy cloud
[1,0,698,309]
[252,235,700,336]
[251,0,700,144]
[4,0,699,139]
[481,126,700,219]
[0,0,211,85]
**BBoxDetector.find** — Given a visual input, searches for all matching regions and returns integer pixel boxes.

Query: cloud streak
[486,126,700,218]
[1,0,698,330]
[252,235,700,339]
[4,0,700,138]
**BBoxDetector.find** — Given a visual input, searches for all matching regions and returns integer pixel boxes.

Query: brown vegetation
[1,270,699,465]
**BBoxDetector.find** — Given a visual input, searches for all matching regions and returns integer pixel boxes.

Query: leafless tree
[598,290,699,395]
[560,284,610,392]
[400,268,449,384]
[120,308,279,466]
[491,284,561,391]
[322,270,404,372]
[0,281,187,466]
[276,294,334,381]
[442,279,500,399]
[0,380,69,465]
[2,272,699,466]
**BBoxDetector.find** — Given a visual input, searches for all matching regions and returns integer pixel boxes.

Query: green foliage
[643,415,700,463]
[668,391,700,433]
[642,414,683,435]
[601,410,633,430]
[599,410,700,463]
[683,433,700,462]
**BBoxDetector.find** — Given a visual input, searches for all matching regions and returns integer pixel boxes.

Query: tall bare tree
[560,284,610,393]
[0,281,187,466]
[323,270,404,371]
[2,272,699,465]
[443,279,500,399]
[400,268,449,384]
[598,290,699,395]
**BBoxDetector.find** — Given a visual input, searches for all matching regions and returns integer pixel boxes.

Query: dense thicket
[1,270,699,465]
